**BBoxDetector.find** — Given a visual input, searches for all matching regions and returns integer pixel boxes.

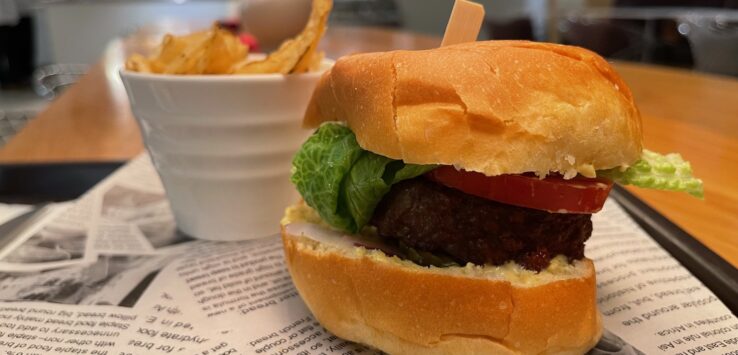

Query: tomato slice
[426,166,613,213]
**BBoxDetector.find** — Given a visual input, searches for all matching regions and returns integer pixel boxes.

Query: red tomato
[426,166,613,213]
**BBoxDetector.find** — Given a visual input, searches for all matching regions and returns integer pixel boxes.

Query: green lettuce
[598,150,704,198]
[291,123,436,233]
[292,124,703,235]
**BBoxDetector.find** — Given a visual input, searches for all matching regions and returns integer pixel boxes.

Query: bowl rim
[119,57,334,82]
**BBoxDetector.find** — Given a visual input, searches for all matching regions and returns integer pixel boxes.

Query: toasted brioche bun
[304,40,642,178]
[281,204,603,355]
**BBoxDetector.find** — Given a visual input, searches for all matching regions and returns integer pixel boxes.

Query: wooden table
[0,26,736,267]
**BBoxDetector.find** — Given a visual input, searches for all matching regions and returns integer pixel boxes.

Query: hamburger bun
[304,40,642,178]
[281,202,603,355]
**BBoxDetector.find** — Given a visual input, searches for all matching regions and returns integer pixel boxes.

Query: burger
[280,41,702,354]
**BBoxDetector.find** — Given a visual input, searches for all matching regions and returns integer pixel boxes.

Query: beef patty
[370,178,592,271]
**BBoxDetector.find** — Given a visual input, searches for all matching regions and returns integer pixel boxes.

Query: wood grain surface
[0,26,735,266]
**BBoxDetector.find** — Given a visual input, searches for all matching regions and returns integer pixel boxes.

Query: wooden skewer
[441,0,485,47]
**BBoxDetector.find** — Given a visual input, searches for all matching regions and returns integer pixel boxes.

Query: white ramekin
[119,59,332,241]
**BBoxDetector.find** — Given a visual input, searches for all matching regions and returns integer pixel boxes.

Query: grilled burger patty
[370,178,593,271]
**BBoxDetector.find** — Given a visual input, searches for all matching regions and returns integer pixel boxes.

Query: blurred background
[1,0,737,145]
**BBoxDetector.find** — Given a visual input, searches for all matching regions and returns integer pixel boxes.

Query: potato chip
[291,0,332,73]
[125,53,152,73]
[125,0,332,75]
[150,31,211,73]
[207,29,249,73]
[125,25,246,74]
[302,50,326,72]
[233,0,332,74]
[194,27,249,74]
[160,32,212,74]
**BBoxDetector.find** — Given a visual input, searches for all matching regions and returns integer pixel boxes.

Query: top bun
[304,40,642,178]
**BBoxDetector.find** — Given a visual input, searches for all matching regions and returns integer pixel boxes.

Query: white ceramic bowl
[119,59,332,241]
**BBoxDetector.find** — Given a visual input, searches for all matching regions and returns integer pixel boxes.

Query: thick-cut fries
[125,0,332,75]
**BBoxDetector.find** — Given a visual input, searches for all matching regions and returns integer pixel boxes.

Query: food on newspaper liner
[125,0,332,74]
[282,41,703,355]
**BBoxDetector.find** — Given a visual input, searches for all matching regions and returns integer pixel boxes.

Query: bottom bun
[281,205,602,355]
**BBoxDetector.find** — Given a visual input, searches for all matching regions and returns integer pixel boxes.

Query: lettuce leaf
[598,150,704,198]
[290,123,363,231]
[292,125,704,235]
[291,123,436,233]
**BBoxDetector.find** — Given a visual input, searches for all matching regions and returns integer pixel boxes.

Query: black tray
[0,161,124,203]
[0,162,735,314]
[610,186,738,314]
